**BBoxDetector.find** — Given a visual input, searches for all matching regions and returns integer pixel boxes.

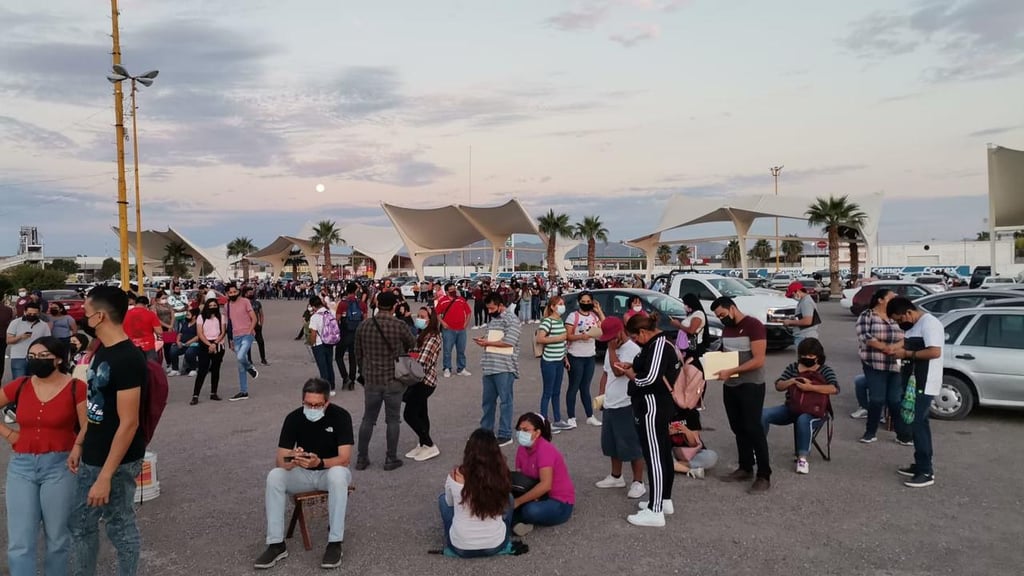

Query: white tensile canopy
[112,226,232,280]
[987,145,1024,274]
[247,235,322,281]
[294,222,405,280]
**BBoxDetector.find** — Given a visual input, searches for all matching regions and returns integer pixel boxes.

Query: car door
[951,312,1024,404]
[599,292,627,318]
[899,285,932,299]
[922,295,984,316]
[677,279,716,309]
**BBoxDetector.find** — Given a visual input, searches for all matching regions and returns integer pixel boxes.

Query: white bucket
[134,451,160,503]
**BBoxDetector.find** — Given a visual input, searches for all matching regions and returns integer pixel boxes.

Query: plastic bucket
[134,451,160,503]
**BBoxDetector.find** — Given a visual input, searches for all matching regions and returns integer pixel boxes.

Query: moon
[315,183,326,193]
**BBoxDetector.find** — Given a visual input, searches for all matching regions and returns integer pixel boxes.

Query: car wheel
[930,373,975,420]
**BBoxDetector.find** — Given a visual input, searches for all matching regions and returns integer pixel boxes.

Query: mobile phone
[283,456,295,462]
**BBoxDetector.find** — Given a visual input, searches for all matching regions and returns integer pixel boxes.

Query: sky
[1,0,1022,258]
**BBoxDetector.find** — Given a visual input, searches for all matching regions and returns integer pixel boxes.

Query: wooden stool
[286,485,356,551]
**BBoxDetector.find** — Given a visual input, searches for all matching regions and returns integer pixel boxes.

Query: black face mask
[798,357,818,368]
[720,316,736,328]
[24,314,39,322]
[489,310,502,319]
[579,303,594,312]
[228,294,239,301]
[27,358,58,378]
[898,321,914,331]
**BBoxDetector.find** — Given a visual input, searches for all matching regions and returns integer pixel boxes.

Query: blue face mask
[516,430,535,448]
[303,407,325,422]
[413,317,428,330]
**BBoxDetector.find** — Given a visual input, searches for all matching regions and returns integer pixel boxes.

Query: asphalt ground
[2,299,1023,576]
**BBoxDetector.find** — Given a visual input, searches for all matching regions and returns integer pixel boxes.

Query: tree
[226,236,257,282]
[537,210,575,283]
[574,215,609,277]
[284,248,306,280]
[2,264,67,291]
[781,235,804,264]
[96,257,121,281]
[721,240,741,268]
[310,220,343,280]
[976,231,991,241]
[48,258,79,276]
[806,195,868,296]
[162,241,190,281]
[675,245,691,266]
[656,244,672,266]
[748,239,773,266]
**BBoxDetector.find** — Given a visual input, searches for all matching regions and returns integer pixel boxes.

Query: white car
[980,277,1017,289]
[399,278,420,298]
[769,273,795,290]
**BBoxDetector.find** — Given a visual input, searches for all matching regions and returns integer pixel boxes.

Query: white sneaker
[627,481,647,499]
[457,369,472,376]
[638,499,674,515]
[627,508,665,527]
[167,370,180,377]
[330,390,337,397]
[850,408,868,419]
[551,420,573,431]
[188,371,198,377]
[443,369,451,378]
[512,523,533,537]
[686,468,705,480]
[796,458,809,475]
[587,416,602,427]
[566,417,578,429]
[405,445,424,459]
[415,445,441,462]
[595,475,627,489]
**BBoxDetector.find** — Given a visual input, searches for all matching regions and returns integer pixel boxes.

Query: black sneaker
[189,396,198,406]
[254,543,288,569]
[210,394,222,401]
[260,360,269,366]
[896,465,917,477]
[355,458,370,471]
[229,392,249,402]
[247,366,260,379]
[904,473,934,488]
[320,542,343,569]
[383,459,403,471]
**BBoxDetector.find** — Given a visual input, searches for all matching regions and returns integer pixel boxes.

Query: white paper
[702,351,740,380]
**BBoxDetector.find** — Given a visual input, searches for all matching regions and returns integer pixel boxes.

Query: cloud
[967,125,1023,137]
[546,2,611,31]
[333,66,406,118]
[0,116,77,150]
[658,164,869,191]
[609,23,661,47]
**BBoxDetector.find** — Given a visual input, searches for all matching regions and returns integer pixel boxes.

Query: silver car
[935,307,1024,420]
[914,289,1020,318]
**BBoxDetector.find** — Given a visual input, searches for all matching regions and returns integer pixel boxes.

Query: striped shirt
[481,309,521,377]
[856,309,903,372]
[775,362,840,392]
[538,316,567,362]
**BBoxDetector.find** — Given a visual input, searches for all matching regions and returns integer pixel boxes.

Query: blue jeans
[7,452,76,576]
[539,359,564,422]
[565,354,595,419]
[442,328,467,373]
[438,493,512,558]
[912,391,935,476]
[10,358,28,379]
[233,335,255,393]
[761,404,824,457]
[312,344,336,389]
[266,467,350,544]
[855,374,868,409]
[515,498,573,527]
[863,364,906,438]
[71,459,143,576]
[481,372,515,440]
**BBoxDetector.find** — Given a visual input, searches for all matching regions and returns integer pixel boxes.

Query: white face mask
[303,406,325,422]
[18,291,26,298]
[413,317,428,330]
[632,305,643,312]
[555,304,566,315]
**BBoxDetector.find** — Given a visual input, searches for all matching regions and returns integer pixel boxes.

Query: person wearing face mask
[0,294,13,380]
[255,378,354,570]
[536,296,569,429]
[623,295,647,324]
[225,283,259,402]
[473,294,522,446]
[436,282,473,379]
[122,294,163,362]
[760,338,839,475]
[511,413,575,537]
[15,287,31,316]
[48,302,77,362]
[190,298,226,405]
[672,293,710,373]
[403,307,443,462]
[563,291,605,429]
[6,302,52,378]
[855,288,905,445]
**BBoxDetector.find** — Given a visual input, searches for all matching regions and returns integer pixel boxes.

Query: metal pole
[771,166,784,272]
[130,78,144,285]
[111,0,131,291]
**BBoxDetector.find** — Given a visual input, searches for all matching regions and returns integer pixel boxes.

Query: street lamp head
[112,64,130,77]
[137,77,154,87]
[107,74,127,84]
[139,70,160,79]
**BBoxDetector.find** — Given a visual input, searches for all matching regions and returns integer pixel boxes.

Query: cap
[596,316,624,342]
[785,281,805,298]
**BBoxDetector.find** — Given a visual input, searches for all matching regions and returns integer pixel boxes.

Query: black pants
[335,333,359,383]
[723,382,772,479]
[193,346,225,397]
[0,341,8,379]
[633,392,675,513]
[247,323,267,364]
[403,383,436,447]
[473,302,485,327]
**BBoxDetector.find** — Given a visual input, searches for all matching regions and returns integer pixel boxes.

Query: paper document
[702,351,740,380]
[485,330,514,355]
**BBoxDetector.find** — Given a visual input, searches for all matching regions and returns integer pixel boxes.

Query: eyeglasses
[303,401,327,410]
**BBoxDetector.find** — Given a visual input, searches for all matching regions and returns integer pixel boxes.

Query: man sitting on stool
[255,378,354,570]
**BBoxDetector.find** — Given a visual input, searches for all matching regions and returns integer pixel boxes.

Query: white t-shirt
[906,313,945,396]
[681,310,706,348]
[443,474,507,551]
[566,311,599,358]
[307,307,330,346]
[604,340,641,410]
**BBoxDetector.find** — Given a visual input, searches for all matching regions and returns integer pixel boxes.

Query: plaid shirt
[415,332,442,387]
[355,313,417,386]
[856,309,903,372]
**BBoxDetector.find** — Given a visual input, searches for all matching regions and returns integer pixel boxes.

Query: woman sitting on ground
[669,420,718,479]
[761,337,839,476]
[512,413,575,536]
[439,429,513,558]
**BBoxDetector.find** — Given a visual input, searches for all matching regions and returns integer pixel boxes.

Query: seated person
[255,378,353,571]
[512,413,575,536]
[622,295,647,323]
[169,309,201,375]
[439,429,514,558]
[669,419,718,479]
[761,337,839,476]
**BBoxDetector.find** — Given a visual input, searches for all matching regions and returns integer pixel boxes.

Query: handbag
[785,370,830,419]
[371,318,425,386]
[510,471,540,497]
[901,374,918,424]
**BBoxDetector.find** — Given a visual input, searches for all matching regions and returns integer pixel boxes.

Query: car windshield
[707,277,753,297]
[648,293,689,317]
[736,279,755,288]
[800,280,817,288]
[918,277,943,284]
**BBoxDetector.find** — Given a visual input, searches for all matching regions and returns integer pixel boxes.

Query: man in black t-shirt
[255,378,354,570]
[71,286,147,576]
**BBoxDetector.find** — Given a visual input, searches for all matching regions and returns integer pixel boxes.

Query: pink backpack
[663,346,705,410]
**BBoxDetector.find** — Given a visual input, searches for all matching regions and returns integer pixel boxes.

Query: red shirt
[2,377,86,454]
[435,295,472,331]
[123,306,162,351]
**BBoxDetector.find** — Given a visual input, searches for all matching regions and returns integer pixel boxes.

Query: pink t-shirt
[226,297,254,336]
[200,316,223,342]
[515,437,575,505]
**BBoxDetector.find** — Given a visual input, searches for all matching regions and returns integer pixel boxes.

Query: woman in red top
[0,336,87,576]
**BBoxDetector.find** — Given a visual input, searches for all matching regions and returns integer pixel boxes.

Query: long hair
[459,429,512,520]
[29,336,70,374]
[416,306,440,347]
[544,295,563,317]
[201,300,221,320]
[515,412,553,442]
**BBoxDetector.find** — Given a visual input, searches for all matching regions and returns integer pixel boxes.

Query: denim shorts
[600,406,643,461]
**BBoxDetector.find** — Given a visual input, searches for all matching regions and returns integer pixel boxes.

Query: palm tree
[656,244,672,266]
[721,240,741,268]
[310,220,344,280]
[976,231,990,241]
[226,236,257,282]
[574,216,609,277]
[675,245,691,267]
[806,195,868,296]
[748,239,773,266]
[537,210,575,283]
[161,240,190,281]
[781,235,804,264]
[284,248,306,280]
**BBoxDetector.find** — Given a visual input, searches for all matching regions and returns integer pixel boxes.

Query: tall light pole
[108,66,159,286]
[109,0,130,291]
[770,165,784,272]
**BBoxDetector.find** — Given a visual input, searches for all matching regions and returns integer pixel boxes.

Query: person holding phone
[6,302,51,378]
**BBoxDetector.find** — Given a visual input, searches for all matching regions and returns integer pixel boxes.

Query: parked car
[769,273,795,290]
[846,281,939,316]
[936,307,1024,419]
[980,276,1017,289]
[41,290,86,322]
[399,278,420,299]
[914,290,1021,318]
[560,288,723,361]
[969,266,992,289]
[982,297,1024,308]
[915,274,948,292]
[794,277,828,302]
[743,275,770,289]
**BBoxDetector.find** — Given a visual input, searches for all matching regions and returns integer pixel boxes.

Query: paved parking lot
[2,299,1023,575]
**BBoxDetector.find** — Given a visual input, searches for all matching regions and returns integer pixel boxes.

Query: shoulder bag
[371,318,425,386]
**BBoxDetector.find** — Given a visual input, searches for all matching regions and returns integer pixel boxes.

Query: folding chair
[811,407,833,461]
[286,485,356,551]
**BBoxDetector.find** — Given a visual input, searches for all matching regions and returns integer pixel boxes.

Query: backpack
[343,299,364,333]
[319,309,342,345]
[784,368,831,419]
[663,345,704,410]
[140,359,169,446]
